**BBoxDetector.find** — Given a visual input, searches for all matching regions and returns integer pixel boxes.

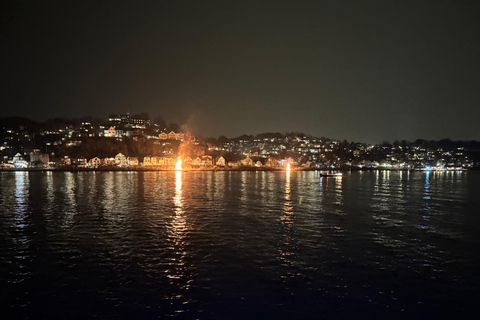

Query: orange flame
[174,157,182,171]
[286,163,291,171]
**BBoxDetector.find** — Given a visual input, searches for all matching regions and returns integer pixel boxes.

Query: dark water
[1,170,480,319]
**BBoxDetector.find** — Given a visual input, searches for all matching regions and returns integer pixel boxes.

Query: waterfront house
[164,157,175,167]
[115,153,127,166]
[89,157,101,166]
[128,157,139,166]
[266,157,278,167]
[103,157,115,165]
[202,155,213,167]
[228,161,240,167]
[75,158,87,166]
[13,153,23,163]
[157,157,166,166]
[216,156,226,167]
[193,157,202,167]
[184,157,193,167]
[30,150,49,165]
[241,157,253,166]
[143,156,151,166]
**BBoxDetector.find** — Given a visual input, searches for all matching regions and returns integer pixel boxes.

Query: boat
[319,171,342,177]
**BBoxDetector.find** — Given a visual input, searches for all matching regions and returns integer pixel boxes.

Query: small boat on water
[319,171,342,177]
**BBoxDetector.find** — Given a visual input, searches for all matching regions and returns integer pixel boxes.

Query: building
[159,132,168,140]
[216,156,226,167]
[104,126,117,138]
[143,156,151,166]
[103,157,115,165]
[164,157,175,166]
[127,157,139,166]
[13,153,23,163]
[202,155,213,167]
[30,150,49,165]
[89,157,101,166]
[151,156,163,166]
[241,157,253,166]
[266,157,278,167]
[75,158,87,166]
[184,157,193,167]
[193,157,202,167]
[115,153,127,166]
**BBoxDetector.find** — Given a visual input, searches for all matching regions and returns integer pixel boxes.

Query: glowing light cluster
[174,157,182,171]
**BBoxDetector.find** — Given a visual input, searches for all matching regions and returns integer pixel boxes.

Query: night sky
[2,0,480,143]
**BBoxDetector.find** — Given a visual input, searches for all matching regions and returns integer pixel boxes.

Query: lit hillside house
[168,131,176,140]
[104,126,117,138]
[159,132,168,140]
[193,157,202,167]
[115,153,127,166]
[202,155,213,167]
[241,157,253,166]
[216,156,226,166]
[128,157,139,166]
[63,157,72,165]
[255,161,262,167]
[126,130,138,138]
[175,133,184,141]
[89,157,101,166]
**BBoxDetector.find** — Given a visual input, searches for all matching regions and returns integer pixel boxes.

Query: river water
[1,170,479,319]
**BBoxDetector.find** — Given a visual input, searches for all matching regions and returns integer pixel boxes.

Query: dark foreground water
[1,170,480,319]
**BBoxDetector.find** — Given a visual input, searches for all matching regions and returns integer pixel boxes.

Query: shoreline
[0,167,471,173]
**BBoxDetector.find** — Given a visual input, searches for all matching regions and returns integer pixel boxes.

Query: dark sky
[2,0,480,143]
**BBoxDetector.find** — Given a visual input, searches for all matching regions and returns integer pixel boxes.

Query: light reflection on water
[164,171,193,313]
[0,170,479,319]
[279,170,296,276]
[12,172,31,288]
